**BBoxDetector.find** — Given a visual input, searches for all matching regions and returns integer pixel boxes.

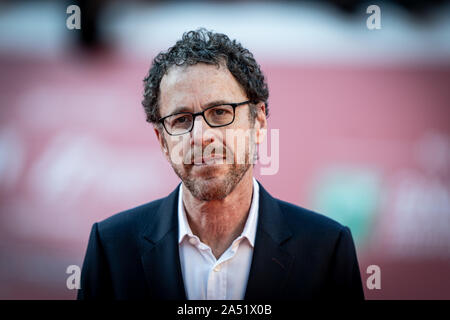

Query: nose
[191,115,215,148]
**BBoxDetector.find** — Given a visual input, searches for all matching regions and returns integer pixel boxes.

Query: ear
[154,126,170,161]
[253,102,267,145]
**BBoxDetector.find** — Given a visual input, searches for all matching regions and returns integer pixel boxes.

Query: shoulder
[274,197,347,242]
[271,197,356,260]
[95,197,165,242]
[257,181,344,234]
[278,199,343,230]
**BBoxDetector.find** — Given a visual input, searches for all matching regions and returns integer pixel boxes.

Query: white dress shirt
[178,177,260,300]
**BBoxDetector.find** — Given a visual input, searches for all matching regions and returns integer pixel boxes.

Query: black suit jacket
[78,181,364,300]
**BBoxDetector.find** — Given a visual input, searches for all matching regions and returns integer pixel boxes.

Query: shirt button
[213,265,221,272]
[189,238,197,245]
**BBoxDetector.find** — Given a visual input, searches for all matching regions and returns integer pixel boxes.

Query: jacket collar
[140,184,186,300]
[140,179,294,300]
[244,181,295,300]
[177,177,260,247]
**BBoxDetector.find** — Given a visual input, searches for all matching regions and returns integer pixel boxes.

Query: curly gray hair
[142,28,269,124]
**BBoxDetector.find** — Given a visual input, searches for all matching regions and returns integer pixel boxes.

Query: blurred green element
[311,166,381,247]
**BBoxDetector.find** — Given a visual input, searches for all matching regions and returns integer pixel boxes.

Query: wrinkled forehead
[159,63,247,116]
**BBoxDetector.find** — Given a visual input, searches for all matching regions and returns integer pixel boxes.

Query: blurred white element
[390,172,450,256]
[101,2,450,65]
[382,132,450,257]
[0,2,68,57]
[1,1,450,64]
[27,132,163,206]
[17,85,139,131]
[415,131,450,176]
[0,127,25,190]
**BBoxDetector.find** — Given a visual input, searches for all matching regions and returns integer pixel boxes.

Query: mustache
[186,145,231,164]
[165,137,252,165]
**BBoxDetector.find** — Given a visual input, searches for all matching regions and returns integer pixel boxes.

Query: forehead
[159,63,247,114]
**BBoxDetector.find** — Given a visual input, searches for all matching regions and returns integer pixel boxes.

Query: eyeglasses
[158,101,251,136]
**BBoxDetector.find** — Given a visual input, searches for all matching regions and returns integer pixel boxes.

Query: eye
[212,107,232,116]
[171,114,190,126]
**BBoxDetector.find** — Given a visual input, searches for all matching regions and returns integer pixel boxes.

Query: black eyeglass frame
[158,100,252,136]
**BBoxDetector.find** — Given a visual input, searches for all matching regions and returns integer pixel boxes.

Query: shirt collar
[178,177,260,247]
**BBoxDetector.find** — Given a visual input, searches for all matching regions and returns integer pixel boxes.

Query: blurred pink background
[0,0,449,299]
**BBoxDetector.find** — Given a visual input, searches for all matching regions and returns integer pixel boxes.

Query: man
[78,29,364,300]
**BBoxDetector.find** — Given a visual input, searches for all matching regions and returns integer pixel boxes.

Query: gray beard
[163,128,255,201]
[170,161,251,201]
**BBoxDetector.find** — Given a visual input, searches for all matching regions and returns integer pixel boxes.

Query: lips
[193,154,225,165]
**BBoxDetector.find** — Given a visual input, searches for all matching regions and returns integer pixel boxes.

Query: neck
[182,168,254,259]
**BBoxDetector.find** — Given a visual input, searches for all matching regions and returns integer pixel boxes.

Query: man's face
[155,62,266,201]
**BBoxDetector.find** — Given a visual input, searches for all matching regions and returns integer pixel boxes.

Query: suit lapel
[244,181,295,300]
[138,180,295,300]
[140,184,187,300]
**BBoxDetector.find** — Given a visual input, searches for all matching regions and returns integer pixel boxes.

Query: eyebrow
[163,100,230,117]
